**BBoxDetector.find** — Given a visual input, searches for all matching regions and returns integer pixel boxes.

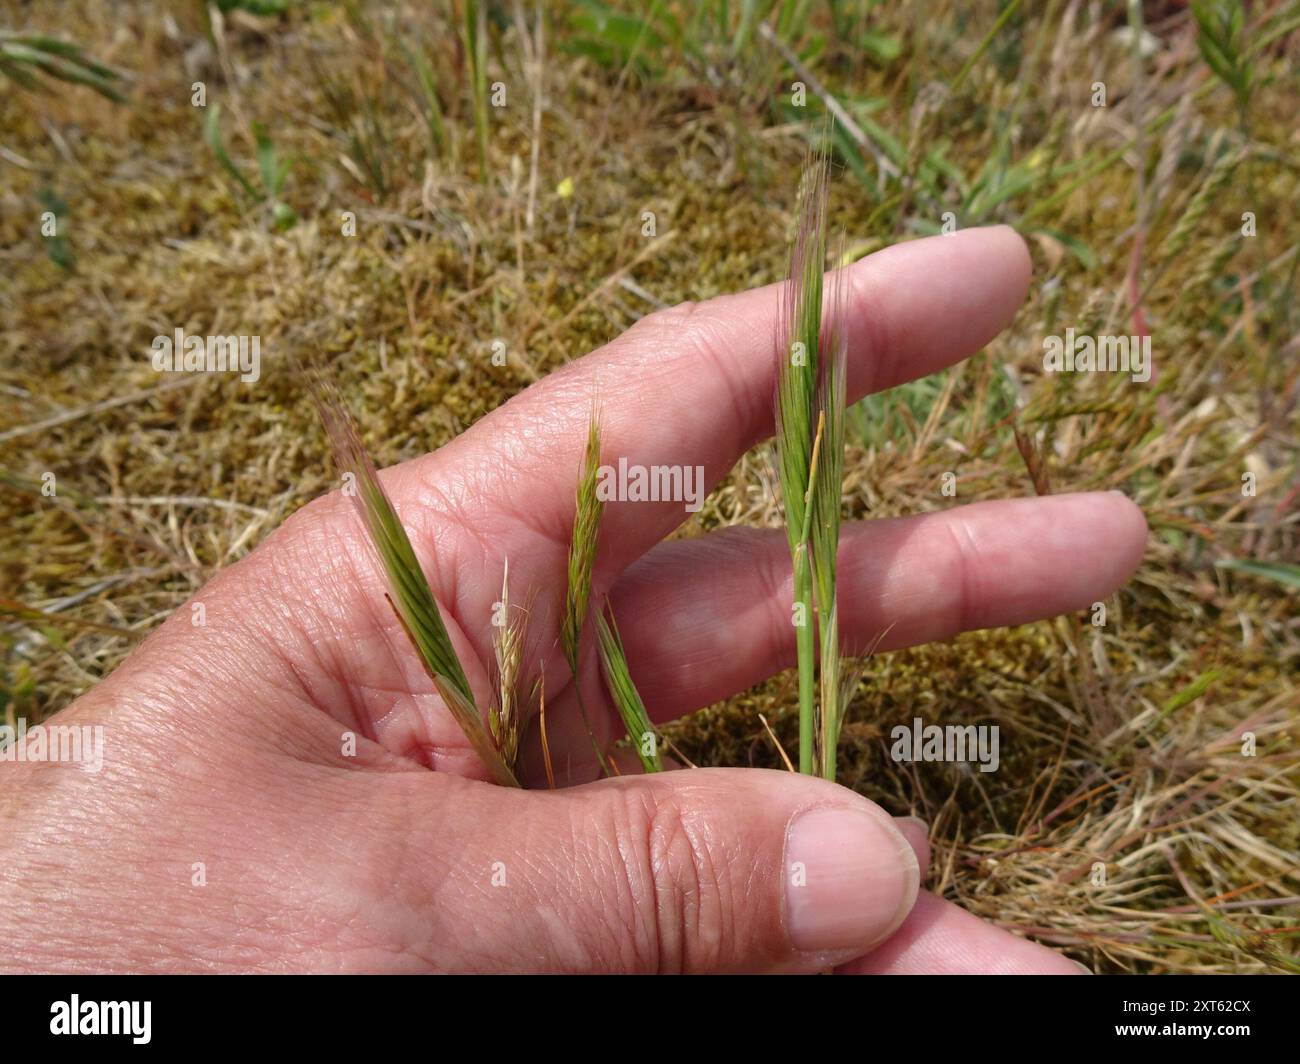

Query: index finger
[383,225,1032,577]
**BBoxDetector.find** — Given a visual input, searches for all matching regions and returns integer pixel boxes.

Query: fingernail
[1071,960,1093,975]
[895,815,929,835]
[785,806,920,954]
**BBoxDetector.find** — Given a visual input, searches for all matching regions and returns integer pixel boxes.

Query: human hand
[1,226,1145,973]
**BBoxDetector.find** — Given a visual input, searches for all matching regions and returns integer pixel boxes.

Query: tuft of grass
[310,380,518,788]
[562,414,612,775]
[399,39,449,160]
[310,33,393,204]
[203,104,297,230]
[596,599,661,773]
[460,0,490,182]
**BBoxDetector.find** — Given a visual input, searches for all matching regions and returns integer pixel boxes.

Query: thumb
[376,768,921,973]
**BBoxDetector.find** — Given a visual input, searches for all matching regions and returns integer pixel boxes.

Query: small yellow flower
[556,176,575,199]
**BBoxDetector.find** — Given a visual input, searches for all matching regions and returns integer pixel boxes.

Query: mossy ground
[2,1,1297,973]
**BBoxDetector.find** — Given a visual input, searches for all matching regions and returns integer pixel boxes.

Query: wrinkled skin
[1,227,1144,973]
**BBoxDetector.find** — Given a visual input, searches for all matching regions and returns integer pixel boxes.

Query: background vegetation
[1,0,1297,973]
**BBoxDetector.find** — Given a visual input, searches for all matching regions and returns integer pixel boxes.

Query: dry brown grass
[1,0,1296,973]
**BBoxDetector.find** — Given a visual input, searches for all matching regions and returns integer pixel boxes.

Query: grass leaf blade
[563,413,613,774]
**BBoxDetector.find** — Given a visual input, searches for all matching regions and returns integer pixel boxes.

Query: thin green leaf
[0,56,43,92]
[205,104,260,202]
[1028,227,1097,270]
[1160,669,1221,715]
[0,35,127,102]
[253,122,279,197]
[1216,559,1300,590]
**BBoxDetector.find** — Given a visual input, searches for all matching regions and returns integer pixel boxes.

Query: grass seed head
[561,412,613,775]
[813,238,850,778]
[775,141,831,553]
[563,414,604,678]
[489,558,528,771]
[310,376,519,788]
[596,600,662,773]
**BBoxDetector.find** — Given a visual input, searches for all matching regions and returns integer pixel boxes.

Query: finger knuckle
[608,785,732,973]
